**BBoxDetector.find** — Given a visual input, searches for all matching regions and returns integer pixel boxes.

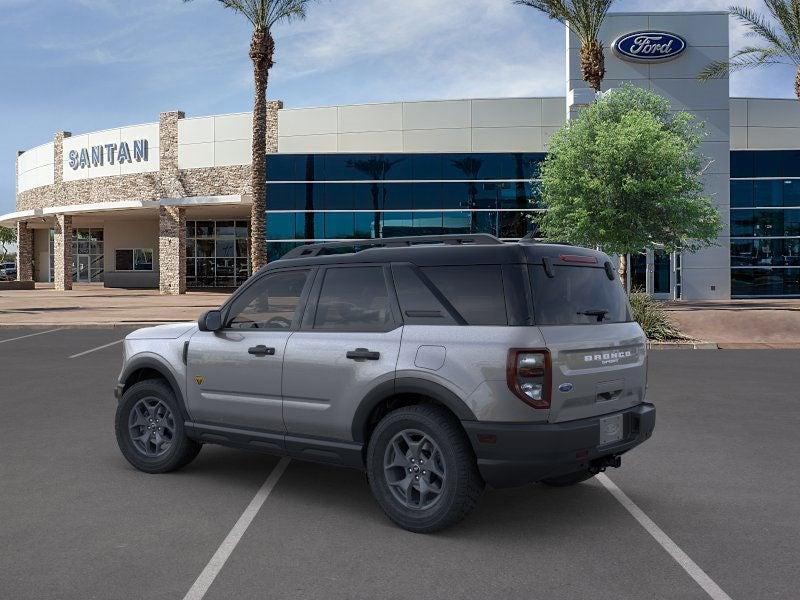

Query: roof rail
[280,234,503,259]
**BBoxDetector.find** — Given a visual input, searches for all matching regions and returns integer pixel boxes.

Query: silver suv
[114,234,655,532]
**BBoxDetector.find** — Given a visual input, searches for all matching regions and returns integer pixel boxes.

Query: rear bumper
[462,403,655,489]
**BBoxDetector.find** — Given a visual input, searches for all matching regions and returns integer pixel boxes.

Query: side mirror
[198,309,223,332]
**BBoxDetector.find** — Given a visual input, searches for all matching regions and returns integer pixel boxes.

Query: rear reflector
[477,434,497,444]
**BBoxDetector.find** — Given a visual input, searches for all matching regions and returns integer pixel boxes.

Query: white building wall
[17,142,55,193]
[730,98,800,150]
[568,11,731,300]
[177,112,253,169]
[274,98,565,154]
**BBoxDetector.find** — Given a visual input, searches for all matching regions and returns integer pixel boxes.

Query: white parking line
[0,329,63,345]
[597,473,733,600]
[183,457,291,600]
[68,338,124,359]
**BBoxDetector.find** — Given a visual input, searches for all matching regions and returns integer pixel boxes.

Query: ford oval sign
[613,31,686,63]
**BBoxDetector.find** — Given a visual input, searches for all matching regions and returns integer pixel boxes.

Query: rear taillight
[507,349,551,409]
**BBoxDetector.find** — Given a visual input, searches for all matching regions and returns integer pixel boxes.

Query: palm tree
[514,0,615,92]
[699,2,800,101]
[184,0,315,271]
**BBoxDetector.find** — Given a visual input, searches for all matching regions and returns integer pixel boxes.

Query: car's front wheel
[367,404,484,533]
[115,379,201,473]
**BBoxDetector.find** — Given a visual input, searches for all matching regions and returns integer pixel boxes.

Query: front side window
[530,265,631,325]
[227,269,310,330]
[314,267,392,331]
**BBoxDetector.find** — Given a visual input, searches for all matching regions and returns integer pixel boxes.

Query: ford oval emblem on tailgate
[558,383,574,393]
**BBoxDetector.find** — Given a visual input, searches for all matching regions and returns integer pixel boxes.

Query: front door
[77,256,90,282]
[186,268,314,437]
[282,265,402,442]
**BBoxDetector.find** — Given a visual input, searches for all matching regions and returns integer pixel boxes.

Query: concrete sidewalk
[0,283,227,327]
[664,299,800,348]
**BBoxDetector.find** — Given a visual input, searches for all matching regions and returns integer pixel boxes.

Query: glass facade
[731,151,800,297]
[186,220,250,288]
[265,153,545,262]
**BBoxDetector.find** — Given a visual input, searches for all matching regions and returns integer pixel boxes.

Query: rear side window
[314,266,392,331]
[421,265,507,326]
[391,265,457,325]
[530,265,631,325]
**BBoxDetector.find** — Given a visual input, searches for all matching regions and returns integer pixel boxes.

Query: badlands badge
[194,375,205,385]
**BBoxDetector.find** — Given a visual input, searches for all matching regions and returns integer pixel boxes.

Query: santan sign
[68,139,149,170]
[613,31,687,62]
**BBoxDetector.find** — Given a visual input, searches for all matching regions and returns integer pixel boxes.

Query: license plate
[599,414,624,446]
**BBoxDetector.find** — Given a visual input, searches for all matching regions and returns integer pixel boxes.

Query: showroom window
[264,153,545,263]
[186,220,250,288]
[115,248,153,272]
[731,150,800,297]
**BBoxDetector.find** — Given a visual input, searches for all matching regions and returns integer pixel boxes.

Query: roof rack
[280,234,503,259]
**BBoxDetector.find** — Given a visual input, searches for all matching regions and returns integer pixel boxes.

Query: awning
[0,194,246,227]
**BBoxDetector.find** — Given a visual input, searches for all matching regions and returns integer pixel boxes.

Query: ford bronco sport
[114,234,655,532]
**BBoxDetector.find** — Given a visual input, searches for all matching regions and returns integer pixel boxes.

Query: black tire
[540,470,595,487]
[115,378,201,474]
[367,404,484,533]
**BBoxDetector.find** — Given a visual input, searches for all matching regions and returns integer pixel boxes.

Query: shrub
[628,293,689,341]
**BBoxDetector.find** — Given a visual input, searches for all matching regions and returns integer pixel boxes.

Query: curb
[0,322,172,329]
[647,341,719,350]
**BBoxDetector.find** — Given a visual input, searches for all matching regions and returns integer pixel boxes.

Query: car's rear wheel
[115,379,201,473]
[540,469,595,487]
[367,404,484,533]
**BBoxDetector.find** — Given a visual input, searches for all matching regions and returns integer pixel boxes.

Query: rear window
[530,265,631,325]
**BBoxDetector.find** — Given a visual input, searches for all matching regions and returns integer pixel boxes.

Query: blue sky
[1,0,797,215]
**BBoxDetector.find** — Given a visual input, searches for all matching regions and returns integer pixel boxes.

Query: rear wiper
[578,309,608,322]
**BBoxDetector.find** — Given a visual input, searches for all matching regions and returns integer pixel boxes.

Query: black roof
[267,235,611,270]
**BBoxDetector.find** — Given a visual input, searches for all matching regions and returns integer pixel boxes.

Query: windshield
[530,265,632,325]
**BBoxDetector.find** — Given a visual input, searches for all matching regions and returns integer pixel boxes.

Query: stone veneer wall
[53,214,73,291]
[158,206,186,295]
[16,222,33,281]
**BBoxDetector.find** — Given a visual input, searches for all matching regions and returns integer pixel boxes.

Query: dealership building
[4,10,800,299]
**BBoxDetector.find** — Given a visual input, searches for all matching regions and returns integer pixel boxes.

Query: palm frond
[699,46,789,80]
[730,5,800,64]
[515,0,615,43]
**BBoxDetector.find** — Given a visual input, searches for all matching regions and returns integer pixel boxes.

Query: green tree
[534,84,722,287]
[184,0,316,270]
[0,226,15,263]
[514,0,615,92]
[699,2,800,100]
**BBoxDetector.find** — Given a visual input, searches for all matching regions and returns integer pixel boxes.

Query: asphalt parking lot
[1,328,799,599]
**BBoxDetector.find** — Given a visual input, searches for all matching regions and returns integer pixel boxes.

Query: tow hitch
[589,455,621,474]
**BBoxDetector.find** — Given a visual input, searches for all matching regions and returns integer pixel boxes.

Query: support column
[16,221,33,282]
[53,214,73,291]
[159,205,185,295]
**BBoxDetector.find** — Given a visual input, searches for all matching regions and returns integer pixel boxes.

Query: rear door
[529,261,647,423]
[282,264,402,442]
[186,268,313,436]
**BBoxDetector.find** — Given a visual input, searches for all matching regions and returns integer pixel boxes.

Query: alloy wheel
[128,397,175,458]
[383,429,447,510]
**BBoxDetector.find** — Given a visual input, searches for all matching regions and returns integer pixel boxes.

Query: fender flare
[351,377,477,443]
[118,355,190,421]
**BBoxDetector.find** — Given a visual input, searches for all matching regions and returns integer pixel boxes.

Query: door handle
[346,348,381,361]
[248,345,276,356]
